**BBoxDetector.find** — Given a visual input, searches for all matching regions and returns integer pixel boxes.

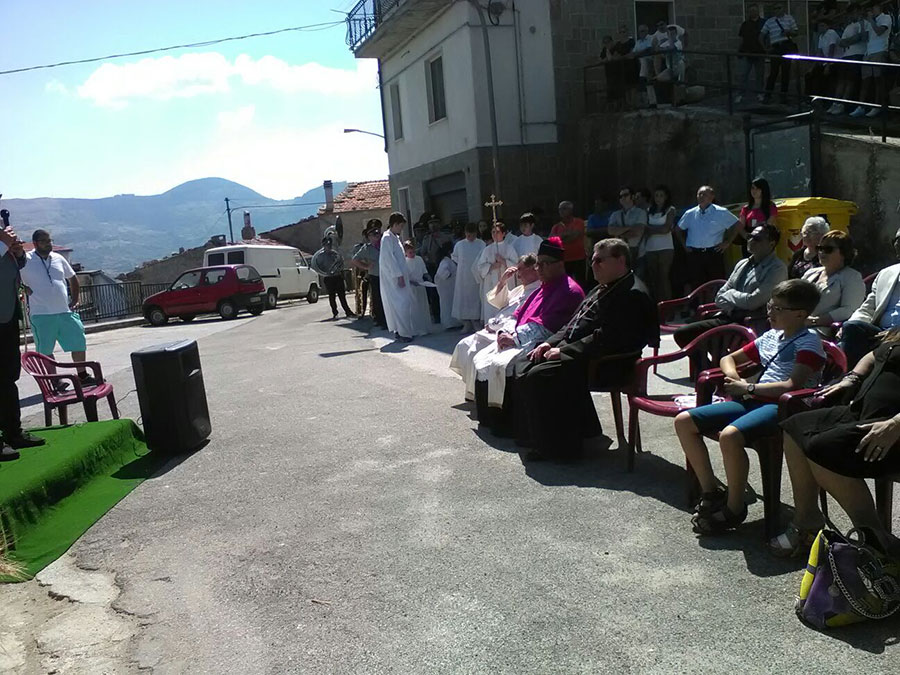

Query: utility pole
[224,197,234,244]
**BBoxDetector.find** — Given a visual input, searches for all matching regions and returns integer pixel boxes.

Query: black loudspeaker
[131,340,211,454]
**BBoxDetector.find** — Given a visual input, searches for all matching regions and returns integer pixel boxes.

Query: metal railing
[73,281,170,322]
[346,0,403,50]
[583,48,900,141]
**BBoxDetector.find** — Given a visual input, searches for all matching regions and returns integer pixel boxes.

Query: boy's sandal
[768,523,820,558]
[691,503,748,535]
[693,488,726,516]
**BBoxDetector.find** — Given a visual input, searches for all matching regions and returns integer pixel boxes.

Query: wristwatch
[747,383,756,395]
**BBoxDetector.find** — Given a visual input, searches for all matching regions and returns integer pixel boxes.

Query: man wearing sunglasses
[674,223,787,348]
[840,227,900,367]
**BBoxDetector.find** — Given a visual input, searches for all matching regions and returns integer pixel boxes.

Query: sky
[1,0,388,200]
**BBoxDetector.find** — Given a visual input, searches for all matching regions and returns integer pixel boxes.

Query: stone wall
[118,244,212,285]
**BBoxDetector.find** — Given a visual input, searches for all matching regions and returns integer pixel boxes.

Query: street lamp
[343,128,385,139]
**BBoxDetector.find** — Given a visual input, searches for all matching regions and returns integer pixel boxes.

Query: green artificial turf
[0,420,162,581]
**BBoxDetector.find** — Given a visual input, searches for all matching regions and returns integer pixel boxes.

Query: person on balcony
[21,229,97,390]
[850,2,892,118]
[828,3,866,115]
[736,4,766,104]
[760,3,799,104]
[839,226,900,367]
[674,224,787,348]
[674,279,824,535]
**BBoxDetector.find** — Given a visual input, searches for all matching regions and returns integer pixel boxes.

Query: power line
[0,20,345,76]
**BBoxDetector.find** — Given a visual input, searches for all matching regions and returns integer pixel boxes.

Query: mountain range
[0,178,346,274]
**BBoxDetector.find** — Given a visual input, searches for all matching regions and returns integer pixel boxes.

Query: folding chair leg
[58,405,68,426]
[44,404,52,427]
[757,441,784,541]
[107,393,120,420]
[83,398,99,423]
[874,478,894,533]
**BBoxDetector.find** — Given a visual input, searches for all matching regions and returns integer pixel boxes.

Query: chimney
[241,210,256,240]
[323,180,334,214]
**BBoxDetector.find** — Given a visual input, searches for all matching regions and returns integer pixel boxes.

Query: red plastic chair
[21,351,119,426]
[625,324,757,471]
[692,341,848,539]
[654,280,727,371]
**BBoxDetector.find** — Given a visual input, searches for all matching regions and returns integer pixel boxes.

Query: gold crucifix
[484,194,503,225]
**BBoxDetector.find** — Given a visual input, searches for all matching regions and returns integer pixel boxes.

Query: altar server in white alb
[403,240,434,336]
[512,212,543,258]
[434,242,462,330]
[451,222,486,332]
[474,221,519,324]
[449,254,541,401]
[379,212,420,343]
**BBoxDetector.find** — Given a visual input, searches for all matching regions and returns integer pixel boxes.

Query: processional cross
[485,194,503,225]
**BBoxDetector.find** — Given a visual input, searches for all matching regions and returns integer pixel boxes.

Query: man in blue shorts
[674,279,825,534]
[21,230,97,388]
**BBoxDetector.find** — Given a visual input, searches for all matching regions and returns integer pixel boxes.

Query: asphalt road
[13,302,900,673]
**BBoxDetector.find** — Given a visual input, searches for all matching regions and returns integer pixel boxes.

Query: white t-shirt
[841,21,867,58]
[644,207,676,253]
[818,29,843,59]
[866,13,893,55]
[21,251,75,316]
[633,35,655,77]
[652,25,684,50]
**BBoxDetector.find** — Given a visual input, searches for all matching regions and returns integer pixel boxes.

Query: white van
[203,244,319,309]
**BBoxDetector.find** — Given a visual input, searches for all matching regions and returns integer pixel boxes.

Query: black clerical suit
[0,244,26,443]
[511,271,658,460]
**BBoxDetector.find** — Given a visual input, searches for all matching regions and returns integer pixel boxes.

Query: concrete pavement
[3,301,899,673]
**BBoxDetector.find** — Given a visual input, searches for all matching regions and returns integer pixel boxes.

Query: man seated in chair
[472,237,584,425]
[673,279,824,535]
[510,238,658,461]
[839,226,900,368]
[450,254,542,401]
[674,223,787,348]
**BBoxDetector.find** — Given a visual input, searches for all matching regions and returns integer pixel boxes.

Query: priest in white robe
[434,246,462,330]
[474,221,519,324]
[379,213,420,342]
[450,222,486,332]
[403,241,434,336]
[449,254,540,401]
[512,212,543,258]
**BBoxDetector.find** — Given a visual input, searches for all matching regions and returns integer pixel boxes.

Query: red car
[143,265,266,326]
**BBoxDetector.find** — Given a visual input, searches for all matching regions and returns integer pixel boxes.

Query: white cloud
[176,121,388,200]
[74,52,378,108]
[217,105,256,131]
[45,80,70,95]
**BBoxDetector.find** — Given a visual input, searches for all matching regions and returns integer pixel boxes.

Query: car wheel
[249,305,264,316]
[218,300,238,320]
[180,314,196,323]
[307,285,319,304]
[147,307,168,326]
[266,289,278,309]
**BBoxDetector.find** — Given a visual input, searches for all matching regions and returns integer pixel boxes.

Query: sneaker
[827,103,844,115]
[734,94,743,104]
[6,432,46,449]
[79,372,99,386]
[849,106,867,117]
[0,444,20,461]
[344,311,357,318]
[866,108,882,118]
[53,380,71,394]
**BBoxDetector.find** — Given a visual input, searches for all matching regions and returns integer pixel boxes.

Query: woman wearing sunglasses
[801,230,867,338]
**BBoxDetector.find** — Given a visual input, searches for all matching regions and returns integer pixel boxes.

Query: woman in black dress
[772,328,900,557]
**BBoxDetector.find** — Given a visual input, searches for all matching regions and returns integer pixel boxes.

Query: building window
[634,1,675,30]
[389,83,403,140]
[425,56,447,123]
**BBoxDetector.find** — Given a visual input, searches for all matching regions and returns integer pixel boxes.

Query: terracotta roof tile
[331,180,391,213]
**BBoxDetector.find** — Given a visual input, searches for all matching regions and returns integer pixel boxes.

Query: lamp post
[343,128,385,139]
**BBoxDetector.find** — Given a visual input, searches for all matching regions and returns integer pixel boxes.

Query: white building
[348,0,565,226]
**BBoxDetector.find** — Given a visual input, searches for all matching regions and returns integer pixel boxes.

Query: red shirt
[739,203,778,234]
[550,218,586,262]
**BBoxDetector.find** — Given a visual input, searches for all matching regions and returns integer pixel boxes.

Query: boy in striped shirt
[674,279,825,534]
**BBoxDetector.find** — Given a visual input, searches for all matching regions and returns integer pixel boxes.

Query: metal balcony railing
[346,0,403,51]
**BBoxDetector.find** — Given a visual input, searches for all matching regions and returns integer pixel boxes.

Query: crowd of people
[604,1,900,116]
[339,182,900,571]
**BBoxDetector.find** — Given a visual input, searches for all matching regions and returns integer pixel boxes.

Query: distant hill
[1,178,347,274]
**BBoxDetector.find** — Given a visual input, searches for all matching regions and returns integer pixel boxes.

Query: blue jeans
[738,55,764,98]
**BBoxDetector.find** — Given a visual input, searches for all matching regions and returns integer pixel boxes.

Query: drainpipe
[467,0,502,213]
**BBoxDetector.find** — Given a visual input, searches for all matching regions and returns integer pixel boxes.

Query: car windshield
[171,271,202,290]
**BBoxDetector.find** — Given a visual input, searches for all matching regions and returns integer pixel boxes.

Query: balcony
[346,0,449,59]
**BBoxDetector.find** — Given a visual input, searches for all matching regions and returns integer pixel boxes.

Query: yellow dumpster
[724,197,858,271]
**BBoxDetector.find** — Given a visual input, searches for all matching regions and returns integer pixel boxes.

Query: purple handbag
[796,528,900,629]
